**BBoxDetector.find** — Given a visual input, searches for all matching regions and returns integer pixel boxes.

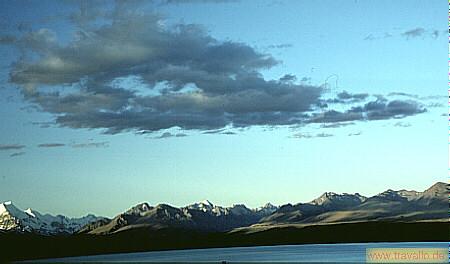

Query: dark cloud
[38,143,65,148]
[279,74,296,83]
[337,91,368,101]
[10,152,25,157]
[1,2,430,135]
[71,141,109,148]
[0,144,26,151]
[310,99,425,123]
[4,5,328,134]
[327,90,368,104]
[300,77,311,83]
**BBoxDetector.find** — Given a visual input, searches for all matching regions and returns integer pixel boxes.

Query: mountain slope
[85,201,279,234]
[259,182,447,225]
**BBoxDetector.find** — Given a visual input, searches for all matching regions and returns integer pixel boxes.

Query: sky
[0,0,447,218]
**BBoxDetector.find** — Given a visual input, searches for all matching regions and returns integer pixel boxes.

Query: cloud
[154,132,188,139]
[401,27,426,39]
[267,43,293,49]
[4,5,329,134]
[388,92,445,102]
[316,133,333,138]
[426,102,443,108]
[291,132,333,139]
[203,128,226,134]
[38,143,65,148]
[279,74,296,83]
[0,144,26,151]
[327,90,368,104]
[31,121,55,128]
[2,2,430,135]
[431,30,439,39]
[348,131,362,136]
[393,121,411,128]
[363,34,375,41]
[365,28,441,41]
[71,141,109,148]
[159,0,239,4]
[320,122,354,128]
[10,152,25,157]
[291,133,313,139]
[156,132,174,139]
[221,131,236,135]
[337,91,368,101]
[387,92,419,99]
[309,99,425,123]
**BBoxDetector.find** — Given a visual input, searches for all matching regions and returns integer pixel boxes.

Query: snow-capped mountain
[255,203,278,215]
[84,200,279,234]
[309,192,367,209]
[186,200,228,216]
[2,182,445,236]
[0,201,107,235]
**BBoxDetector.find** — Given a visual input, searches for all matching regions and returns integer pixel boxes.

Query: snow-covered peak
[187,200,215,212]
[0,201,29,219]
[25,208,36,217]
[0,201,106,235]
[310,192,367,207]
[261,202,276,208]
[255,203,278,214]
[396,190,422,201]
[199,200,214,207]
[0,201,10,215]
[126,202,152,215]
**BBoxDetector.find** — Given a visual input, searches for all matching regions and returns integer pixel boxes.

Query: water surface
[34,242,448,263]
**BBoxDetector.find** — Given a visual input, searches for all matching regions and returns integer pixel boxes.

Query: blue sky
[0,0,447,217]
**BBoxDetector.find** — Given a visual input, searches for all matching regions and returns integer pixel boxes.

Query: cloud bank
[2,2,427,134]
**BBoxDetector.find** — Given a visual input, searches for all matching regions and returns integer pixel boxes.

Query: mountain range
[0,201,106,235]
[1,182,447,235]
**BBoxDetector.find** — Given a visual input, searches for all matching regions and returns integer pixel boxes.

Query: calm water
[34,242,447,263]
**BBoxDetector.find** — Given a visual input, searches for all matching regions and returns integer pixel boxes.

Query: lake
[33,242,448,263]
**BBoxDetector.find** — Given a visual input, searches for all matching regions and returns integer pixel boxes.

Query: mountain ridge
[1,182,447,235]
[0,201,107,235]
